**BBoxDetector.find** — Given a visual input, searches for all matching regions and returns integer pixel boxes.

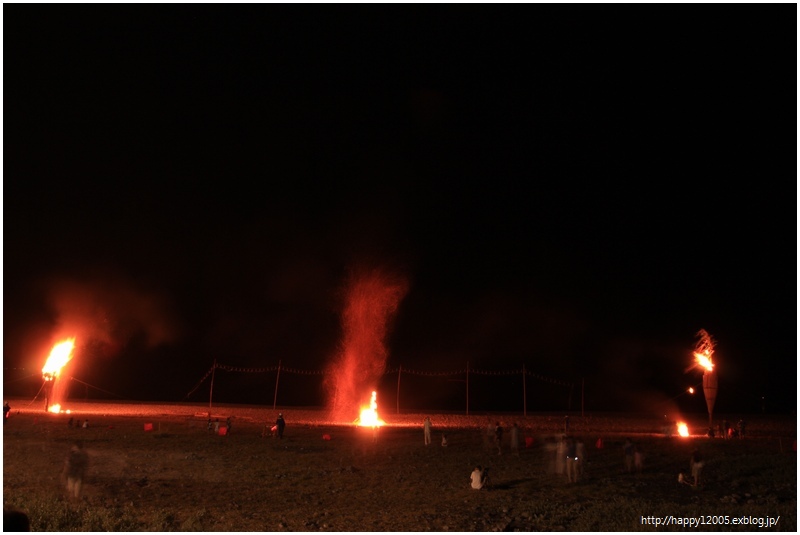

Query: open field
[3,400,797,531]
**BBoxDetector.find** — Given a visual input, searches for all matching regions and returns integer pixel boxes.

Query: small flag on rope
[144,423,153,432]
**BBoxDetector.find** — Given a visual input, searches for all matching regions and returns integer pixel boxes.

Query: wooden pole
[522,363,527,417]
[396,365,402,414]
[465,362,469,416]
[581,377,585,418]
[273,359,281,410]
[208,359,216,417]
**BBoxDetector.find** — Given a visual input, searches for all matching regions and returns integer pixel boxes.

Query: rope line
[207,362,572,387]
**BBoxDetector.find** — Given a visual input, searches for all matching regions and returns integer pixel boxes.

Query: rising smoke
[324,266,408,423]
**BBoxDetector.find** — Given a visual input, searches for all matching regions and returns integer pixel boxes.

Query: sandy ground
[3,400,796,532]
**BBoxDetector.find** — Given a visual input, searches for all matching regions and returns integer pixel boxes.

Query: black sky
[3,7,796,414]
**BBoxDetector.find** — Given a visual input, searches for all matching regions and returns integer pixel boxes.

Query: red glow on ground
[325,268,407,423]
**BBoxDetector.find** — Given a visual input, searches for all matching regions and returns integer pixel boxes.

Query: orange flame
[693,329,715,372]
[42,338,76,379]
[677,422,689,437]
[48,404,62,414]
[357,391,384,427]
[693,351,714,372]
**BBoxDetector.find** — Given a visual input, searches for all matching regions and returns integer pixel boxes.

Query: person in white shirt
[470,465,488,489]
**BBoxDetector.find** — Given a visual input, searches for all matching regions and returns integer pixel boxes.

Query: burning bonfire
[676,421,690,437]
[356,391,384,427]
[42,338,76,413]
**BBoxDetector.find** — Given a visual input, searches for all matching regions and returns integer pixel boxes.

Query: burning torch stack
[41,338,76,413]
[693,329,717,429]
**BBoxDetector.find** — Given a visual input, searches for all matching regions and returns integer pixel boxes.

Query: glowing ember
[48,404,62,414]
[42,338,76,378]
[677,422,689,437]
[688,387,694,394]
[357,391,384,427]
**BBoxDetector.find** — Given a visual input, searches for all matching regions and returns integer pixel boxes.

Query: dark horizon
[3,8,796,416]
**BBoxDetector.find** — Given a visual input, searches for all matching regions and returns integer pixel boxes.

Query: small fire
[677,422,689,437]
[42,338,76,379]
[48,404,62,414]
[688,387,694,394]
[357,391,384,427]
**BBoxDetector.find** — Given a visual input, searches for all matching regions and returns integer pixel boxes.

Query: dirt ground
[3,401,797,531]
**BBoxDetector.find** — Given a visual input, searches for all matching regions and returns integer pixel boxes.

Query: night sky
[4,8,796,415]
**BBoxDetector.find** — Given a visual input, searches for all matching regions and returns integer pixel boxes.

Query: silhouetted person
[690,449,704,486]
[565,437,578,483]
[63,441,89,500]
[3,510,30,531]
[575,437,586,480]
[494,422,503,455]
[276,413,286,439]
[633,443,643,473]
[623,438,634,473]
[510,423,520,456]
[3,402,10,424]
[423,416,432,446]
[226,416,233,435]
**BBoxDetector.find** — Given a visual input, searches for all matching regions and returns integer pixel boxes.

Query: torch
[41,338,76,413]
[693,329,717,429]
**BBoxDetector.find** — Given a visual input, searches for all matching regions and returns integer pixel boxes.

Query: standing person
[226,416,232,436]
[484,421,494,452]
[3,401,10,423]
[575,437,587,480]
[633,442,644,473]
[690,449,704,487]
[622,438,634,473]
[63,441,89,500]
[276,413,286,439]
[722,418,730,440]
[214,419,220,434]
[554,435,566,475]
[494,422,503,456]
[565,437,577,483]
[510,422,520,456]
[737,418,746,438]
[423,416,432,446]
[441,433,448,447]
